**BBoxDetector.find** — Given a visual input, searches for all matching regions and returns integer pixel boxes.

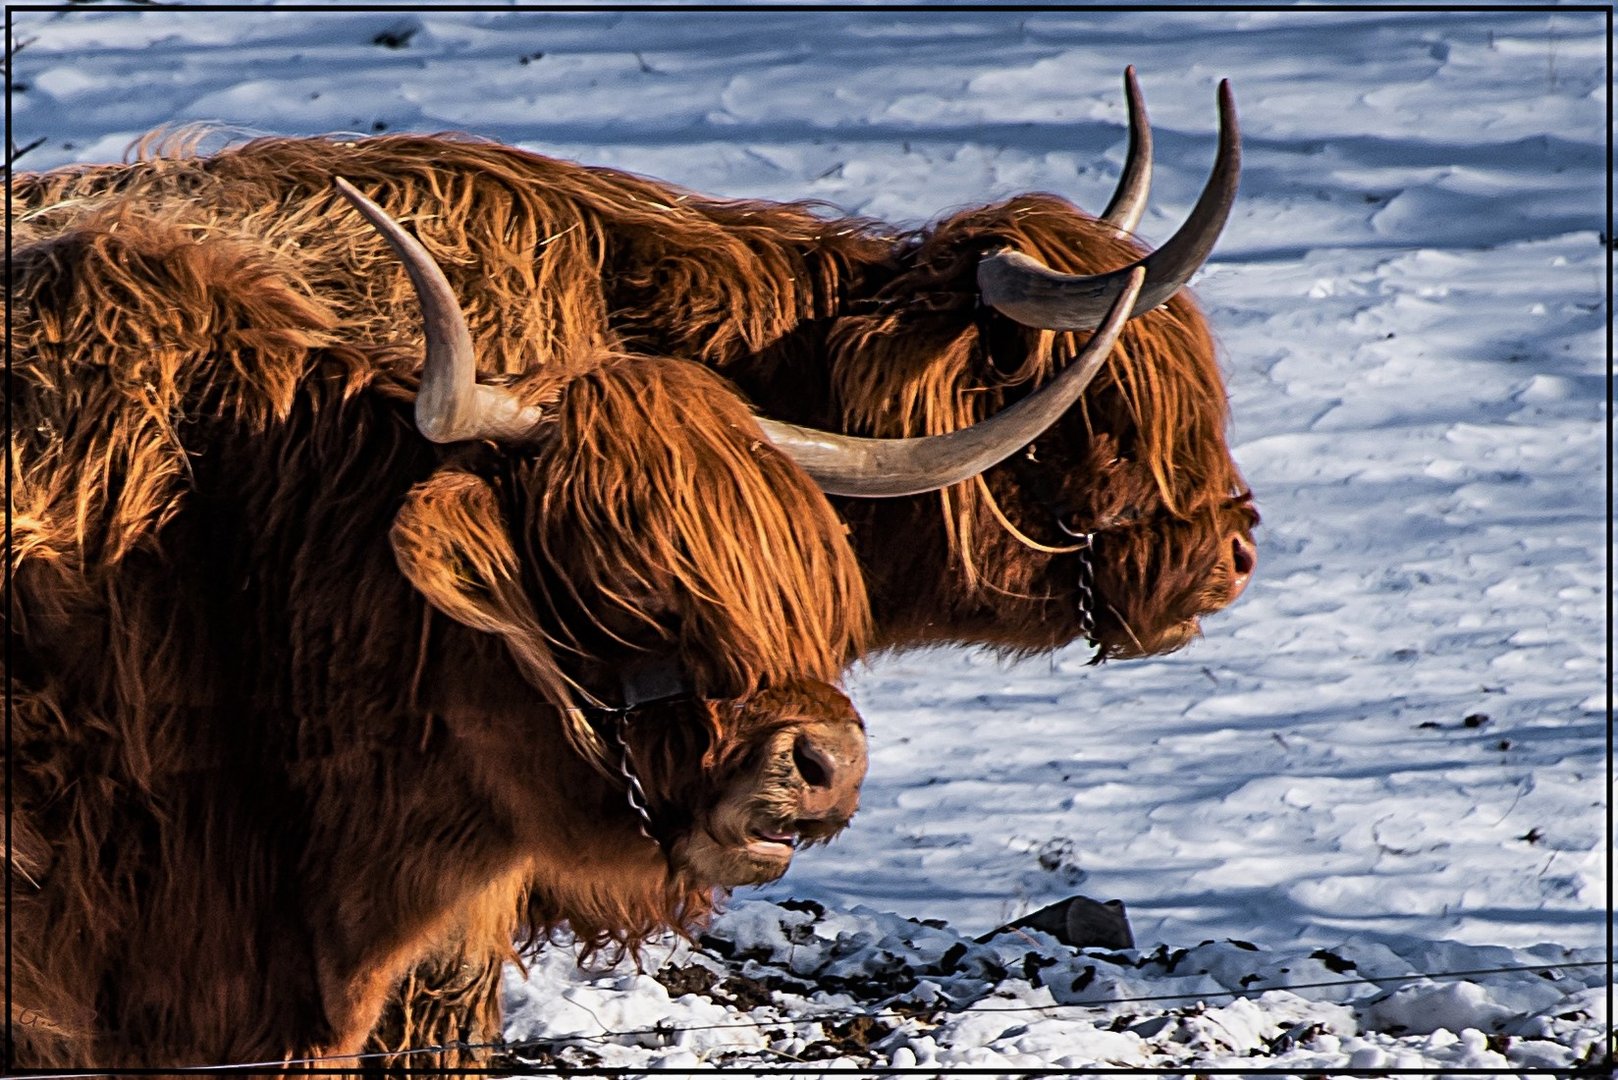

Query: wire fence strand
[13,958,1604,1079]
[502,958,1609,1048]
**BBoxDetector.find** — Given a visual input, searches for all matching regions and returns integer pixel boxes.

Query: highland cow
[4,187,882,1069]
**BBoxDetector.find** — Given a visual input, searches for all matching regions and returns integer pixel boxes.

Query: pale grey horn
[977,79,1238,332]
[756,267,1145,498]
[333,177,543,443]
[1099,66,1152,235]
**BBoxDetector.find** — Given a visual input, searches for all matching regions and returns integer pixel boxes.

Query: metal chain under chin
[973,472,1102,649]
[613,714,659,844]
[1058,521,1098,646]
[583,660,692,849]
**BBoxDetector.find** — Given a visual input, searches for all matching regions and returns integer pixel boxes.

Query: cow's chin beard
[1088,564,1232,660]
[1093,614,1201,661]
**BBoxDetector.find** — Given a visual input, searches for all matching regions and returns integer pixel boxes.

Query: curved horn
[756,266,1144,498]
[977,79,1238,332]
[1099,66,1152,235]
[332,177,543,443]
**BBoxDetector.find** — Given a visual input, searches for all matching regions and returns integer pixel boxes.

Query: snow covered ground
[10,3,1610,1071]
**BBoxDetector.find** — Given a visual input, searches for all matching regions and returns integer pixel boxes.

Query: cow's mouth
[745,828,798,861]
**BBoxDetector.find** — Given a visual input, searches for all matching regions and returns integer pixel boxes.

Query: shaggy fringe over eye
[510,355,871,704]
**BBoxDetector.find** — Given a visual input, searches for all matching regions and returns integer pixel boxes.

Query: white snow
[11,3,1609,1071]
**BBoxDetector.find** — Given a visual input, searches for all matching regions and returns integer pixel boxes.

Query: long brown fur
[5,202,869,1070]
[11,131,1253,660]
[11,129,1257,1064]
[10,129,890,380]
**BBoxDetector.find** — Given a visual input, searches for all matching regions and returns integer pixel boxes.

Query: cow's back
[11,133,895,391]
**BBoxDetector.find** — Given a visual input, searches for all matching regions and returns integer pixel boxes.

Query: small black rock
[981,894,1134,950]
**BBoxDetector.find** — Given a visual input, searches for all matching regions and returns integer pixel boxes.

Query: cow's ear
[390,470,574,712]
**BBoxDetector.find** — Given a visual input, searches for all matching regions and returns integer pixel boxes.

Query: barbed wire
[12,957,1604,1079]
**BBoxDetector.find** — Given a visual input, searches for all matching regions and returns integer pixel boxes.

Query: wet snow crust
[10,3,1610,1072]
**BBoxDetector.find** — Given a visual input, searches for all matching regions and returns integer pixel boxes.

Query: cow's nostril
[792,736,834,789]
[1231,536,1255,576]
[1228,535,1256,597]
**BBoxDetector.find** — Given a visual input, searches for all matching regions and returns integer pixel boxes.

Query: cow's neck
[289,629,672,1051]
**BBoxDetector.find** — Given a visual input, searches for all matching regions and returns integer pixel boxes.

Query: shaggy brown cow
[4,190,877,1069]
[13,70,1255,663]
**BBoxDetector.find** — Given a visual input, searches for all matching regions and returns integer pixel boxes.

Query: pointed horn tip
[332,176,365,205]
[1123,68,1144,105]
[1216,82,1240,156]
[332,176,388,224]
